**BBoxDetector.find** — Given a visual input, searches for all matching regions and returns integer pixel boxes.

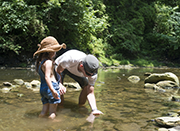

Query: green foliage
[104,0,150,59]
[41,0,108,54]
[0,0,47,54]
[145,2,180,60]
[1,0,180,67]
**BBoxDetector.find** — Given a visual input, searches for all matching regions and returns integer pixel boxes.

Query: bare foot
[48,113,56,119]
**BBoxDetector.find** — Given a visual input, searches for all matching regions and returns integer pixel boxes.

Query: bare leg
[39,103,49,117]
[49,104,58,119]
[79,86,88,106]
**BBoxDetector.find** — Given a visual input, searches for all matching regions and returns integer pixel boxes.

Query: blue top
[38,59,60,88]
[38,59,61,104]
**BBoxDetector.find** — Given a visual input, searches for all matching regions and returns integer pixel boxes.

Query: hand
[52,90,60,99]
[59,83,66,95]
[92,109,103,116]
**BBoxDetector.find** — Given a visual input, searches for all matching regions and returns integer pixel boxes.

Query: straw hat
[33,36,66,57]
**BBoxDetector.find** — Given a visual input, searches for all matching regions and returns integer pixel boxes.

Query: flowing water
[0,67,180,131]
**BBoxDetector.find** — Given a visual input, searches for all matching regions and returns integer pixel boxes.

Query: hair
[35,52,52,72]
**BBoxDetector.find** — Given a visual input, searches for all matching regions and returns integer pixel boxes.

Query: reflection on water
[0,68,180,131]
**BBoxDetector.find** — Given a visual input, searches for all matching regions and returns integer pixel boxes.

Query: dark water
[0,67,180,131]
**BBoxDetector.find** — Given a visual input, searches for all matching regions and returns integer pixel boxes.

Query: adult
[55,49,103,115]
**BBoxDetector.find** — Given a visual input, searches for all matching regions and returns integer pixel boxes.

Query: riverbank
[1,63,180,70]
[0,51,180,69]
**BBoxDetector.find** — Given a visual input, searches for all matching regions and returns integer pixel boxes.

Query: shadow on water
[1,67,180,130]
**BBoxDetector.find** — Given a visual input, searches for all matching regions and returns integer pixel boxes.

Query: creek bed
[0,67,180,131]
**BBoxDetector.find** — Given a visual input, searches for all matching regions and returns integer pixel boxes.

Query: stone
[144,83,155,89]
[13,79,24,85]
[169,126,180,131]
[1,87,11,93]
[30,80,40,88]
[63,82,81,90]
[144,72,179,85]
[128,75,140,83]
[155,116,180,127]
[171,96,180,102]
[158,128,168,131]
[156,81,179,89]
[3,82,12,87]
[24,82,32,89]
[17,93,24,97]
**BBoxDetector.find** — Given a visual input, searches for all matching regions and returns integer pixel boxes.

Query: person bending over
[55,49,103,115]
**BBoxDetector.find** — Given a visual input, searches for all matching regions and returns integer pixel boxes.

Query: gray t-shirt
[55,50,97,85]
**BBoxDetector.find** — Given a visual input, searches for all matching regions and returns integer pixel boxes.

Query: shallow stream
[0,67,180,131]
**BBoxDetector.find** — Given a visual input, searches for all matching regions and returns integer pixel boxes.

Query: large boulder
[144,72,179,86]
[155,116,180,127]
[144,72,180,100]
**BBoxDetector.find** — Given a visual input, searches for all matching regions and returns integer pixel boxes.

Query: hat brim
[33,43,66,57]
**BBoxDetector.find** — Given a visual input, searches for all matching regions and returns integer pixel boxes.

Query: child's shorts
[40,81,61,104]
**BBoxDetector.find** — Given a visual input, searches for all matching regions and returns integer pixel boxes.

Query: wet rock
[13,79,24,85]
[144,72,180,99]
[158,128,168,131]
[155,116,180,127]
[158,126,180,131]
[145,72,179,85]
[167,112,179,117]
[0,87,11,93]
[144,83,166,92]
[172,96,180,102]
[24,82,32,89]
[23,81,40,93]
[144,83,155,89]
[17,93,24,97]
[153,86,166,92]
[3,82,12,87]
[157,81,179,89]
[63,82,81,90]
[144,72,151,76]
[169,126,180,131]
[128,75,140,83]
[30,80,40,88]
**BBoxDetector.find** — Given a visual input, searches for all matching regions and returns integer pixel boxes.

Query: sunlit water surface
[1,67,180,131]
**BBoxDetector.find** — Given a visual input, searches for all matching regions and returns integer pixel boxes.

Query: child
[33,36,66,119]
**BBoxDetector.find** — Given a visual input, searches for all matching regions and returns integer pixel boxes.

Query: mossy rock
[144,72,179,85]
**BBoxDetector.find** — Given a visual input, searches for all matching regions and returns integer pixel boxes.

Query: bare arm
[56,64,66,95]
[56,64,64,74]
[44,60,60,99]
